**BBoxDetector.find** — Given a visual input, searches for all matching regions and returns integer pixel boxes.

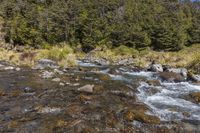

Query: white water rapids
[77,61,200,124]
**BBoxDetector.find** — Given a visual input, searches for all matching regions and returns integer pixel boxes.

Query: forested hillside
[0,0,199,52]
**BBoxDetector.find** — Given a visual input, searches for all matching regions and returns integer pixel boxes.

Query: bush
[39,45,74,61]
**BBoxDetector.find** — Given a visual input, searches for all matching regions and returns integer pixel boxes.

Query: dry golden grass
[0,44,199,70]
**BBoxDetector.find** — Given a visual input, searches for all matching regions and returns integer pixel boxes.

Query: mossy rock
[98,74,111,81]
[124,109,160,124]
[146,80,161,86]
[190,92,200,103]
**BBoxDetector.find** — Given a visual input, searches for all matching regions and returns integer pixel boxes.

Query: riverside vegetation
[0,0,199,72]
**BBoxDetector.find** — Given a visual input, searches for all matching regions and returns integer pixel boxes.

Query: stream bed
[0,61,200,133]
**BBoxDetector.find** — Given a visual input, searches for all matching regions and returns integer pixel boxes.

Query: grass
[0,44,77,67]
[0,43,199,72]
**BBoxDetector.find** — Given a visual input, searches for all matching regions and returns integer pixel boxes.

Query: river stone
[78,84,94,93]
[94,58,110,66]
[124,109,160,124]
[146,80,161,86]
[116,58,134,66]
[4,66,15,70]
[188,72,200,82]
[150,64,163,72]
[158,72,185,82]
[59,82,65,86]
[15,67,21,71]
[24,87,34,93]
[34,59,59,69]
[52,78,61,82]
[41,71,54,79]
[166,68,187,78]
[189,92,200,103]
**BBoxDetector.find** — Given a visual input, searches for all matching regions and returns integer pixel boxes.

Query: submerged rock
[78,84,94,93]
[124,109,160,124]
[158,72,185,82]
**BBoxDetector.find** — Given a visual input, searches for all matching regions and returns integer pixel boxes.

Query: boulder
[146,80,161,86]
[124,109,160,124]
[189,92,200,103]
[188,72,200,82]
[34,59,59,69]
[166,68,187,78]
[158,72,185,82]
[150,64,163,72]
[78,84,94,93]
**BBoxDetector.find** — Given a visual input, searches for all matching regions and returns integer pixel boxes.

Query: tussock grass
[0,44,199,70]
[0,44,77,67]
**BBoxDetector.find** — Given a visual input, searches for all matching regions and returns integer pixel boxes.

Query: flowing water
[0,61,199,132]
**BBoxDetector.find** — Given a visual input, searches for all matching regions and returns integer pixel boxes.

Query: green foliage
[39,45,73,61]
[0,0,199,51]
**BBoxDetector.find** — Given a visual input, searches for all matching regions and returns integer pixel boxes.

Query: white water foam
[123,71,155,79]
[77,60,99,67]
[137,82,200,122]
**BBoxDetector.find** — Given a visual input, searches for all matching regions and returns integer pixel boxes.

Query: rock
[41,71,54,79]
[115,58,134,66]
[15,67,21,71]
[124,109,160,124]
[188,72,200,82]
[34,59,59,69]
[108,68,119,75]
[54,69,64,75]
[59,82,65,86]
[94,58,110,66]
[166,68,187,78]
[144,87,161,96]
[146,80,161,86]
[189,92,200,103]
[150,64,163,72]
[4,66,15,70]
[77,84,94,93]
[99,74,111,81]
[79,94,92,101]
[24,87,34,93]
[52,78,61,82]
[158,72,185,82]
[37,107,61,114]
[70,83,80,87]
